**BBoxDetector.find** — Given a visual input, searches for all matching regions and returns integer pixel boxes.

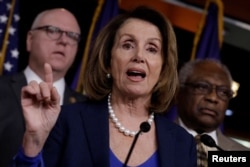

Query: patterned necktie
[195,134,208,167]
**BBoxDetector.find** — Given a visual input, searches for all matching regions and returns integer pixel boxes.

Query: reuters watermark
[208,151,250,167]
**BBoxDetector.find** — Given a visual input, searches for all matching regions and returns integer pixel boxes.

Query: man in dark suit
[0,8,86,167]
[174,59,249,167]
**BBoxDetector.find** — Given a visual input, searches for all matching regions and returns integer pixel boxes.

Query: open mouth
[126,70,146,78]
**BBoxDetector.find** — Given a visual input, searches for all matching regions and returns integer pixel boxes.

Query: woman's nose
[132,49,145,63]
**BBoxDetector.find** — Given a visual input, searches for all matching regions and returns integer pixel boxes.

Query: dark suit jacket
[0,72,86,167]
[36,98,196,167]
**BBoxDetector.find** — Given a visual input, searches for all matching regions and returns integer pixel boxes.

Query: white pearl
[115,122,121,127]
[130,131,137,137]
[110,113,115,118]
[119,126,125,132]
[124,130,130,136]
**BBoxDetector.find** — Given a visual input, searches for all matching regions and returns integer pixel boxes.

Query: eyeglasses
[32,25,81,45]
[183,81,233,101]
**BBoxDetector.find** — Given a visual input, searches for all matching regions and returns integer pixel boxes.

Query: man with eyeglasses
[0,8,86,167]
[172,58,249,167]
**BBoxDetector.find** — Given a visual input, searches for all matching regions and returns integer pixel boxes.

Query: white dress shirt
[178,118,218,151]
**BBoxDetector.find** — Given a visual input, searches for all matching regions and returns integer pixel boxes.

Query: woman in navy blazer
[12,6,197,167]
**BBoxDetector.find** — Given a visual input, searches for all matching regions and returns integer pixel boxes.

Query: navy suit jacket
[0,72,86,167]
[39,98,197,167]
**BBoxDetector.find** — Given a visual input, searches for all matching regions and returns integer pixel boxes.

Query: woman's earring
[106,73,111,78]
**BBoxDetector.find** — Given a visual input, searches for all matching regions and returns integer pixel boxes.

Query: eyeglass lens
[33,25,80,45]
[184,82,233,100]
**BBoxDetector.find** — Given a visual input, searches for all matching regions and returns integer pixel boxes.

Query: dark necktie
[195,134,208,167]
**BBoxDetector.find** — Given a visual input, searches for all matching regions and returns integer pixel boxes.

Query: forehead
[189,62,231,85]
[36,10,80,32]
[118,18,161,38]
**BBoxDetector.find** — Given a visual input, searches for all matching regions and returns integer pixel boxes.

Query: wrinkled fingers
[51,86,60,105]
[39,82,52,102]
[21,80,42,100]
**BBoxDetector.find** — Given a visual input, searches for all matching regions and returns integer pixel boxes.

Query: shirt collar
[178,117,218,145]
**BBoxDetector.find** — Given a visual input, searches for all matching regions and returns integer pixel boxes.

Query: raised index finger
[44,63,53,87]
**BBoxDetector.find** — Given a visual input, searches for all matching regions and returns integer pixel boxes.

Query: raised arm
[21,63,61,157]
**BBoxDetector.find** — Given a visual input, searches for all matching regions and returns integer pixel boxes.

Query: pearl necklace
[108,93,154,137]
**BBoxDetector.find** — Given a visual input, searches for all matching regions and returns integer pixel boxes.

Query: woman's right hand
[21,63,61,157]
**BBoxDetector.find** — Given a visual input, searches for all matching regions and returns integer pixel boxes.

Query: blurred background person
[175,59,249,166]
[0,8,86,167]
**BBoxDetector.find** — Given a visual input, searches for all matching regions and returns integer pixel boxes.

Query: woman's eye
[122,43,133,49]
[147,47,157,53]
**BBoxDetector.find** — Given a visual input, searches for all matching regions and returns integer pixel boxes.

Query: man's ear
[26,31,33,52]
